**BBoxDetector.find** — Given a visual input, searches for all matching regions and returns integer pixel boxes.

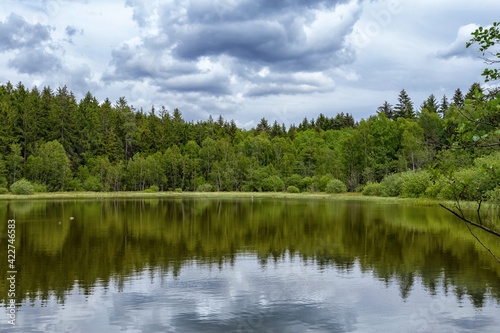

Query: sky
[0,0,499,129]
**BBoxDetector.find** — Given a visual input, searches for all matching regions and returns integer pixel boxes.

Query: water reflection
[0,198,499,332]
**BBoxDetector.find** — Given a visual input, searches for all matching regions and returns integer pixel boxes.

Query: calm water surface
[0,198,499,332]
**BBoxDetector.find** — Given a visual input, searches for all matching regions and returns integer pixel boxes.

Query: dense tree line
[0,81,498,201]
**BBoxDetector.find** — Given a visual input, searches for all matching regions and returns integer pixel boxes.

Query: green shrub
[0,187,8,194]
[318,174,334,192]
[354,184,365,193]
[380,173,403,197]
[487,187,500,206]
[10,179,34,195]
[196,176,206,187]
[197,183,214,192]
[325,179,347,194]
[437,182,455,200]
[262,176,285,192]
[400,171,431,198]
[362,182,384,196]
[300,177,314,191]
[455,167,494,201]
[436,167,494,201]
[83,176,103,192]
[32,183,48,193]
[175,188,182,193]
[287,185,300,193]
[65,179,82,191]
[144,185,159,193]
[287,174,302,187]
[241,184,252,192]
[424,181,444,198]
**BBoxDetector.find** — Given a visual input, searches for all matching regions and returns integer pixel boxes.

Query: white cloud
[435,24,480,59]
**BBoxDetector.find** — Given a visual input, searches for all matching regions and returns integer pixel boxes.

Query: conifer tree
[464,82,483,101]
[452,88,464,107]
[420,94,439,113]
[438,94,449,117]
[377,101,394,120]
[394,89,415,119]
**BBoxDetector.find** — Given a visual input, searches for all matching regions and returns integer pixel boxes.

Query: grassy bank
[0,190,486,208]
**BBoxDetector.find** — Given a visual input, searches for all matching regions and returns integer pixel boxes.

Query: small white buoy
[58,221,61,225]
[69,217,74,220]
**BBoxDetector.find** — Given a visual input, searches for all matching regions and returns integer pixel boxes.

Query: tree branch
[438,203,500,237]
[462,217,500,264]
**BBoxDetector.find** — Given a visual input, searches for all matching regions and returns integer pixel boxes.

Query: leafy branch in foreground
[434,23,500,263]
[467,22,500,82]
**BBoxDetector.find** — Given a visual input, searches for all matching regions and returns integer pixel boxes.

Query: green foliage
[144,185,160,193]
[399,171,431,198]
[26,140,72,191]
[262,176,285,192]
[175,188,182,193]
[300,176,314,192]
[325,179,347,194]
[362,182,384,196]
[241,184,252,192]
[449,167,494,202]
[83,176,104,192]
[32,183,48,193]
[10,178,34,195]
[394,89,415,119]
[487,187,500,206]
[0,80,497,199]
[380,173,403,197]
[197,183,214,192]
[0,154,7,188]
[467,22,500,82]
[286,185,300,193]
[286,174,302,187]
[318,174,334,192]
[0,187,8,194]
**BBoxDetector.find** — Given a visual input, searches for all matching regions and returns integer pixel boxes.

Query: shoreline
[0,191,486,208]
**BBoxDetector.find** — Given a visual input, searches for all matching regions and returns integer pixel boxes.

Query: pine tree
[464,82,483,101]
[394,89,415,119]
[256,118,270,134]
[420,94,439,113]
[377,101,394,119]
[438,95,449,117]
[452,88,464,107]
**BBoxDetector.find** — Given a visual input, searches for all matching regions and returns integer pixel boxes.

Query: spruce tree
[377,101,394,119]
[464,82,483,101]
[438,94,449,117]
[452,88,464,107]
[394,89,415,119]
[420,94,439,113]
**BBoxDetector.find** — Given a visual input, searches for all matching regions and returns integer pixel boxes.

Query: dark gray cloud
[166,0,359,71]
[184,0,344,24]
[104,0,361,97]
[8,47,61,74]
[102,41,199,81]
[0,13,52,52]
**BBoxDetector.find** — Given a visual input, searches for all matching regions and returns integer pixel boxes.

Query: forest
[0,80,499,204]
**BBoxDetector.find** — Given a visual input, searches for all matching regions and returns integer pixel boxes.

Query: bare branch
[462,217,500,264]
[439,203,500,237]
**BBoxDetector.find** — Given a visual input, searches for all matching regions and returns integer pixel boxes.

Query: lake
[1,197,499,332]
